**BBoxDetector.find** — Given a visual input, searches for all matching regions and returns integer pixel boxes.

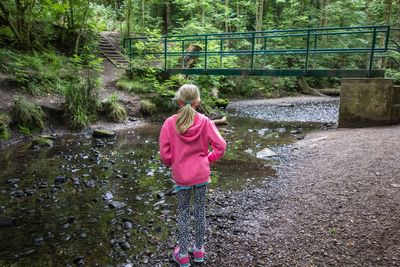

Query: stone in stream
[103,191,113,201]
[256,148,277,159]
[120,241,131,250]
[84,180,95,188]
[33,236,44,246]
[123,220,133,230]
[109,201,126,209]
[276,127,287,133]
[92,129,116,138]
[54,175,67,183]
[290,128,303,135]
[72,177,80,186]
[7,178,20,184]
[38,182,48,189]
[31,137,53,147]
[0,216,16,227]
[73,256,85,266]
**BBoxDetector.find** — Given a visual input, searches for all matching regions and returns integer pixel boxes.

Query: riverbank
[205,124,400,266]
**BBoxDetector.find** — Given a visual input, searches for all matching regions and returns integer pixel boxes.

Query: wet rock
[153,199,165,207]
[256,148,277,159]
[7,178,20,184]
[62,223,70,229]
[73,255,85,266]
[54,175,67,183]
[277,127,287,133]
[0,216,16,227]
[120,241,131,250]
[257,128,270,136]
[32,137,53,147]
[72,177,80,186]
[33,236,44,246]
[109,201,126,209]
[157,192,166,199]
[38,182,48,189]
[84,180,95,188]
[244,148,253,154]
[103,191,113,200]
[123,220,133,230]
[92,129,116,138]
[290,128,303,135]
[24,188,35,196]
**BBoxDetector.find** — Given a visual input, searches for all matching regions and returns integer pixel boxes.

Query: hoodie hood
[173,113,207,143]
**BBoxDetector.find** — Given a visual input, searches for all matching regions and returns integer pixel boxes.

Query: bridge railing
[123,25,395,77]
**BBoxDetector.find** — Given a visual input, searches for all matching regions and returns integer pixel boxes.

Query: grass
[0,113,11,140]
[0,49,76,95]
[12,97,45,133]
[64,79,99,130]
[116,78,151,94]
[140,99,157,115]
[100,93,128,122]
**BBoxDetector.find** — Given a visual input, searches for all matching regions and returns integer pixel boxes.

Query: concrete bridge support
[339,78,400,128]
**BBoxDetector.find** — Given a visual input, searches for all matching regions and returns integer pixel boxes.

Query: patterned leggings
[176,185,207,254]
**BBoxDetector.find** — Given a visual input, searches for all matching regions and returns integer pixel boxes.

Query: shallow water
[0,115,323,266]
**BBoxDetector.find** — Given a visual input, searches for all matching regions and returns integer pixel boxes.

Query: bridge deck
[123,26,399,77]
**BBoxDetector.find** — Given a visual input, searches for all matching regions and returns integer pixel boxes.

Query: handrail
[123,25,397,77]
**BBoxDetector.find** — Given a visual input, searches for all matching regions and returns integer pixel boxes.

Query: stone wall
[339,78,400,128]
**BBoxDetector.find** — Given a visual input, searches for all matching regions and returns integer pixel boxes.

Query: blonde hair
[175,84,200,134]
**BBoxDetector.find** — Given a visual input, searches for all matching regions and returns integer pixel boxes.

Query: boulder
[32,137,53,147]
[256,148,277,159]
[92,129,116,138]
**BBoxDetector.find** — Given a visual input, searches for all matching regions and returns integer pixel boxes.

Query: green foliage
[386,69,400,85]
[116,78,151,94]
[12,97,45,132]
[64,79,99,130]
[140,99,157,115]
[0,49,76,95]
[0,113,11,140]
[18,126,32,137]
[101,93,128,122]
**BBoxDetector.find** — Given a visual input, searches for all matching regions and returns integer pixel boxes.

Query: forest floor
[205,123,400,266]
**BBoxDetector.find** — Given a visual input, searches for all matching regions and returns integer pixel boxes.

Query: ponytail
[175,84,200,134]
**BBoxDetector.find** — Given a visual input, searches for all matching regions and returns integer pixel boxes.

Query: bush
[386,69,400,85]
[12,97,45,132]
[64,79,99,130]
[140,99,157,115]
[100,93,128,122]
[0,113,11,140]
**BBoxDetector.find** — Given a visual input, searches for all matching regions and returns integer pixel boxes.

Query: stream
[0,99,338,266]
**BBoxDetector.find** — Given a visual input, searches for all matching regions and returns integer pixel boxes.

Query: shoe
[172,247,190,267]
[193,246,205,263]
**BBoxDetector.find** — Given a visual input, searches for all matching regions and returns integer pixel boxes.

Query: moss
[140,99,157,116]
[0,113,11,140]
[12,97,45,132]
[32,137,53,147]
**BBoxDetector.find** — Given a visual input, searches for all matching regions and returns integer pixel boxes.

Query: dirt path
[206,125,400,266]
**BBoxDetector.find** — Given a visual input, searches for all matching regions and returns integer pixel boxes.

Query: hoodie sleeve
[207,118,227,163]
[159,120,172,166]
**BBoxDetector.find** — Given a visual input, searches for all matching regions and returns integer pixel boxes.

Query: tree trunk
[163,1,170,34]
[141,0,145,29]
[74,0,90,55]
[126,0,131,37]
[297,77,325,96]
[225,0,229,32]
[0,2,21,40]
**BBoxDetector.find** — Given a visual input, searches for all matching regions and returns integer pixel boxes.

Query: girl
[159,84,226,267]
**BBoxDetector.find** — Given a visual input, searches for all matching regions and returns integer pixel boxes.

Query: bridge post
[339,78,400,128]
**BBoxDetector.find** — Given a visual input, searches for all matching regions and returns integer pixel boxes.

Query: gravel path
[229,96,339,123]
[206,124,400,266]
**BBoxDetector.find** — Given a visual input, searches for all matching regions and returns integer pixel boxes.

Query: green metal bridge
[123,25,400,78]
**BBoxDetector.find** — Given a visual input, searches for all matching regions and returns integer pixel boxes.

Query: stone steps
[99,33,128,68]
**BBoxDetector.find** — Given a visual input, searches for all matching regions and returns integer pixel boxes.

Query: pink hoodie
[159,113,227,186]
